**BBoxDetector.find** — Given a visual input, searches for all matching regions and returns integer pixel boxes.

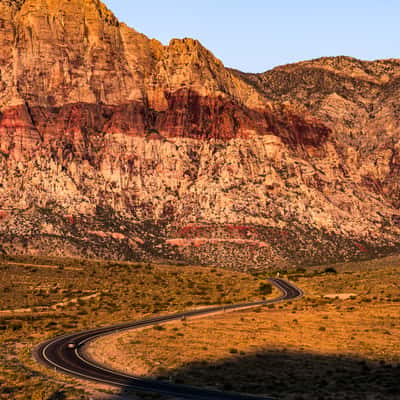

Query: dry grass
[0,255,268,400]
[0,255,267,314]
[89,256,400,400]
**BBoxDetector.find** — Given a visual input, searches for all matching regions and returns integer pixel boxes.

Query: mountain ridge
[0,0,399,270]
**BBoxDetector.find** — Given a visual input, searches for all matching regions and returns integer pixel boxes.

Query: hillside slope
[0,0,399,269]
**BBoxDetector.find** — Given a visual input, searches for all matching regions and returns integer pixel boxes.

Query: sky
[103,0,399,73]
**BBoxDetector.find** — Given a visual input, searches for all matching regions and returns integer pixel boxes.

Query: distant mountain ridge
[0,0,399,269]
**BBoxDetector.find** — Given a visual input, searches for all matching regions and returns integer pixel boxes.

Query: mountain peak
[1,0,399,267]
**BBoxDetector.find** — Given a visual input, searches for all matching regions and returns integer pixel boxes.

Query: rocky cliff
[0,0,399,270]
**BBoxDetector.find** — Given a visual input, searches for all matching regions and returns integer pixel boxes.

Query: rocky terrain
[0,0,399,270]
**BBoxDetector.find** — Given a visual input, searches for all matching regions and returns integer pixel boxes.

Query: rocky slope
[0,0,399,270]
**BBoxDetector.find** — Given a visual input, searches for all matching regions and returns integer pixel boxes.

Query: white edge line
[39,279,302,394]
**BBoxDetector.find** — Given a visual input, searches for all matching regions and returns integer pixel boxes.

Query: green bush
[229,348,238,354]
[153,325,165,331]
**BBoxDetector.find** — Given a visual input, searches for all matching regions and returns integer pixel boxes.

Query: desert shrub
[324,267,337,274]
[153,325,165,331]
[259,282,272,295]
[9,321,23,331]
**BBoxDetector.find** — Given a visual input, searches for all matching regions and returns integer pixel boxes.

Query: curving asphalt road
[34,278,303,400]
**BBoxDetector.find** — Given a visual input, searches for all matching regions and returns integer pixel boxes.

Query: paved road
[34,278,303,400]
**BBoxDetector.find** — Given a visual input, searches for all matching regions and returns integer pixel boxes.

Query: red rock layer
[0,0,331,153]
[1,0,399,268]
[0,90,330,152]
[264,104,330,148]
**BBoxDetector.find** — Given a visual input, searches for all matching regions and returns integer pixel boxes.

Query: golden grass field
[0,254,271,400]
[89,256,400,400]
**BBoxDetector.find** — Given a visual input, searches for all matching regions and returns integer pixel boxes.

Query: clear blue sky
[103,0,399,73]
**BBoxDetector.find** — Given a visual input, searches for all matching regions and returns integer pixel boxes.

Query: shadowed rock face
[0,0,399,269]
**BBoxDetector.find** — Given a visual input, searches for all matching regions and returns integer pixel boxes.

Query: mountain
[0,0,399,270]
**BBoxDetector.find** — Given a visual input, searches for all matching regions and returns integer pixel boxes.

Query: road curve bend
[34,278,303,400]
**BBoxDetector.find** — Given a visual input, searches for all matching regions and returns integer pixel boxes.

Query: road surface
[34,278,303,400]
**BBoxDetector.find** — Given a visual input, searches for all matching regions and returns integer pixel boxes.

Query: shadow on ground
[120,349,400,400]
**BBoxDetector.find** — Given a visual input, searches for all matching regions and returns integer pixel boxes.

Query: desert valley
[0,0,399,399]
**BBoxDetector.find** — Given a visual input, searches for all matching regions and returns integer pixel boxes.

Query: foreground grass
[89,255,400,400]
[0,255,269,400]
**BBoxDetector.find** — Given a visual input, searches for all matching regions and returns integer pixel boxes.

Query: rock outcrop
[0,0,399,270]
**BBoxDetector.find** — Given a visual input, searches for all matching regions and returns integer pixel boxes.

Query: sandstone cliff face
[0,0,399,269]
[238,56,400,211]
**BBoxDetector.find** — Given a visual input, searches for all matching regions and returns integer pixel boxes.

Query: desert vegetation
[89,255,400,399]
[0,254,270,400]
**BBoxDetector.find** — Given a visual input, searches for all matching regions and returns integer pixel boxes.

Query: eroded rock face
[0,0,399,269]
[239,57,400,209]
